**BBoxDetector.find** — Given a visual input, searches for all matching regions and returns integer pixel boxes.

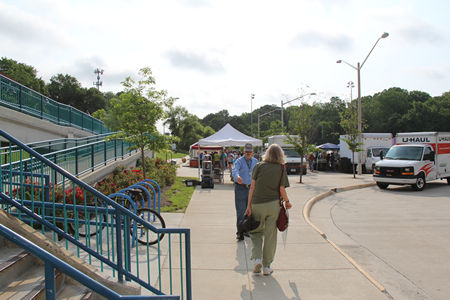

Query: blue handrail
[0,132,114,157]
[0,223,178,300]
[0,128,192,299]
[2,138,136,178]
[0,73,110,134]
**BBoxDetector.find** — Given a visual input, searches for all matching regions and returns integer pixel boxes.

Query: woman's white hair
[263,144,285,164]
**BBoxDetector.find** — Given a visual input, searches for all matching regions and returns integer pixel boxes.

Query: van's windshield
[372,148,390,157]
[283,148,300,157]
[385,146,423,161]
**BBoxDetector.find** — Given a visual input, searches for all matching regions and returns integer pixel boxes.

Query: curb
[302,182,388,294]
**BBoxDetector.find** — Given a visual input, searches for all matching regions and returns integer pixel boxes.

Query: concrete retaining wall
[0,106,93,143]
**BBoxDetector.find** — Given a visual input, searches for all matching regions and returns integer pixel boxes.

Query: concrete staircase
[0,235,93,299]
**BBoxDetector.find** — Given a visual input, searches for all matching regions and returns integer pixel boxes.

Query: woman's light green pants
[250,200,279,268]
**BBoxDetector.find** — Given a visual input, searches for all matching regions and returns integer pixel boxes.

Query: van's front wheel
[447,177,450,185]
[412,174,426,191]
[376,182,389,189]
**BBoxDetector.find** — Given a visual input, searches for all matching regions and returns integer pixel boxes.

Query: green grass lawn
[156,150,187,160]
[161,176,197,212]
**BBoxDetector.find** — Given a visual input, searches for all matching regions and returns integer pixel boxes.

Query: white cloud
[0,2,72,47]
[164,49,225,74]
[0,0,449,120]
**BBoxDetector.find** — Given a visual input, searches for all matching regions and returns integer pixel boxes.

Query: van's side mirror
[379,151,384,160]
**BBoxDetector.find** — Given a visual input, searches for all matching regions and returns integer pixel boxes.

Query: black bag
[238,215,260,234]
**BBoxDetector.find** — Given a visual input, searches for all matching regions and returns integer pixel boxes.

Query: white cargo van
[339,133,393,173]
[373,132,450,191]
[267,135,307,174]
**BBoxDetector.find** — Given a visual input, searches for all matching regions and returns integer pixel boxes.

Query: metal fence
[0,128,192,299]
[0,73,110,134]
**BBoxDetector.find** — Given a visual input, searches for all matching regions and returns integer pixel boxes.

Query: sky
[1,0,449,119]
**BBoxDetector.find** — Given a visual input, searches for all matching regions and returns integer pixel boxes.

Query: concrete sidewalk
[175,164,389,300]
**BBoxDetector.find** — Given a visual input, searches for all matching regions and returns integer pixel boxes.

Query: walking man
[232,143,258,240]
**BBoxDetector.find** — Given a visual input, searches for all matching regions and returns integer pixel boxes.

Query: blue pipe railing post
[75,148,79,176]
[19,85,22,110]
[114,140,117,161]
[69,106,72,125]
[44,262,56,300]
[57,104,60,124]
[185,231,192,300]
[115,209,124,282]
[91,144,94,172]
[40,95,44,119]
[125,214,132,278]
[104,141,107,166]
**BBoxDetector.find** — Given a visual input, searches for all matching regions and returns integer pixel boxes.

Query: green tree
[363,87,409,133]
[47,74,107,113]
[201,110,231,131]
[47,74,84,108]
[0,57,47,94]
[340,105,363,178]
[101,67,174,179]
[82,87,107,114]
[284,104,316,183]
[165,107,215,151]
[164,106,190,138]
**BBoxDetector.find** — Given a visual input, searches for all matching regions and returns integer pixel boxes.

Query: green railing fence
[2,138,135,180]
[0,73,110,134]
[0,128,192,299]
[0,133,114,164]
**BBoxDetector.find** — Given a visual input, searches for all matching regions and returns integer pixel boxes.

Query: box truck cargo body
[373,132,450,191]
[267,135,307,174]
[339,133,393,173]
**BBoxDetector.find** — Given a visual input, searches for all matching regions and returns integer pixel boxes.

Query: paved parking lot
[311,181,450,300]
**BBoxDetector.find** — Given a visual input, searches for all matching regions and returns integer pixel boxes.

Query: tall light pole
[281,92,316,128]
[250,94,255,136]
[258,108,281,138]
[337,32,389,175]
[347,81,354,111]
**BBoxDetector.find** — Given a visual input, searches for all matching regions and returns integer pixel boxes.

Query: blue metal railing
[0,223,178,300]
[0,128,192,299]
[2,138,136,181]
[0,133,114,161]
[0,73,110,134]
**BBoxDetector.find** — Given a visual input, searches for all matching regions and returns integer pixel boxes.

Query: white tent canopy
[197,123,262,147]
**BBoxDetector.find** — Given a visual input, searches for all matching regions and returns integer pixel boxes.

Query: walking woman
[244,143,292,275]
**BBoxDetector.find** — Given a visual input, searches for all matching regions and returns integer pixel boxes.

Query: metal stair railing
[0,224,179,300]
[0,73,110,134]
[0,128,192,299]
[0,133,114,162]
[2,137,137,180]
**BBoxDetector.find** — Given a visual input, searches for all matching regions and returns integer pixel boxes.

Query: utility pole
[93,68,104,90]
[250,93,255,136]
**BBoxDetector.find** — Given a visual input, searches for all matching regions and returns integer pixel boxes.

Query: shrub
[95,158,178,197]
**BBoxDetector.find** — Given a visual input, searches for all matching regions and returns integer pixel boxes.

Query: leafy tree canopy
[0,57,47,94]
[101,67,175,178]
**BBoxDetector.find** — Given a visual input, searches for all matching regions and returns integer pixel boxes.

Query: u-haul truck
[373,132,450,191]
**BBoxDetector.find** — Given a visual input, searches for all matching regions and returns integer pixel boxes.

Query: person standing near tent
[232,143,258,241]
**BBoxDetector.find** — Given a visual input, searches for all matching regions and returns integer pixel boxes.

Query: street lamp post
[251,94,255,136]
[280,92,316,128]
[258,108,281,138]
[347,81,355,111]
[337,32,389,175]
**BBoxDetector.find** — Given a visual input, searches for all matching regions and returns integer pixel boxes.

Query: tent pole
[198,143,201,179]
